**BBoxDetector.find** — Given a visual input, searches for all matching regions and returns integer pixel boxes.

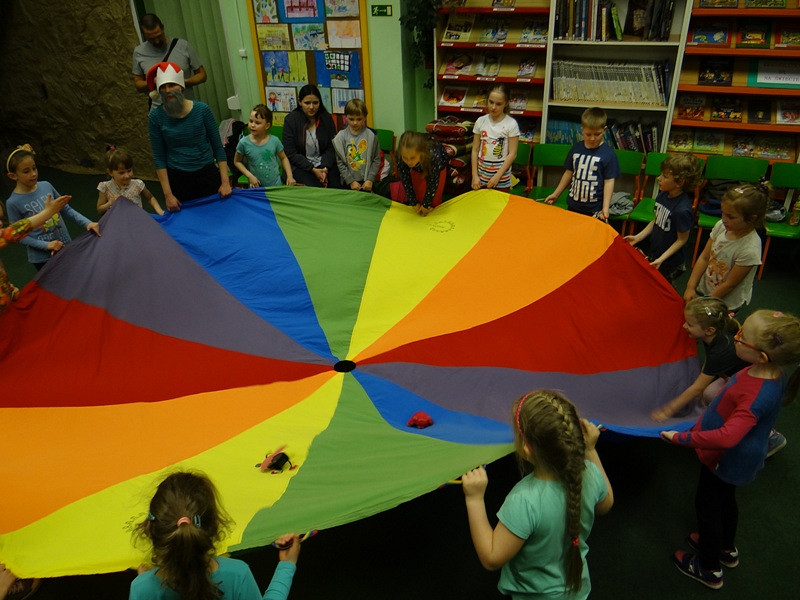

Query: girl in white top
[471,83,519,192]
[684,183,768,313]
[97,147,164,215]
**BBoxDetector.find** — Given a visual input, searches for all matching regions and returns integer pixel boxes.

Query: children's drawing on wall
[314,50,362,88]
[278,0,325,22]
[266,87,298,112]
[262,51,308,87]
[327,19,361,48]
[253,0,278,23]
[324,0,359,17]
[291,23,327,50]
[257,24,291,50]
[331,88,365,114]
[317,86,332,111]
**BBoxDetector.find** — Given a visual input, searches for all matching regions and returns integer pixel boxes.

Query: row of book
[439,84,544,112]
[668,128,796,160]
[551,59,670,105]
[689,19,800,49]
[441,13,548,45]
[553,0,675,41]
[439,50,540,79]
[675,94,800,126]
[546,118,660,153]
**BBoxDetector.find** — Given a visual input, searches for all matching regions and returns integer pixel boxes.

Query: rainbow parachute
[0,188,697,576]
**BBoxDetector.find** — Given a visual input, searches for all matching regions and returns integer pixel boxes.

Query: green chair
[510,142,533,197]
[530,143,570,206]
[625,154,706,237]
[608,149,644,230]
[691,155,770,266]
[760,161,800,280]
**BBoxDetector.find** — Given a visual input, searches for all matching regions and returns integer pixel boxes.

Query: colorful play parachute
[0,188,697,577]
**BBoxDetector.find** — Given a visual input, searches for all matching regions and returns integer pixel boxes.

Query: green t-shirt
[497,460,606,600]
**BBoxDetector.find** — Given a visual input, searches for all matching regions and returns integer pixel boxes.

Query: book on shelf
[689,21,730,46]
[518,20,548,44]
[492,0,516,8]
[675,94,707,120]
[478,17,511,44]
[518,122,536,143]
[443,14,475,43]
[610,3,623,40]
[747,98,772,123]
[667,128,694,153]
[439,86,468,107]
[693,130,726,155]
[622,0,649,38]
[736,21,771,49]
[732,134,756,157]
[441,0,467,6]
[744,0,786,7]
[551,59,667,105]
[753,134,795,160]
[473,51,502,78]
[777,101,800,125]
[645,0,676,41]
[472,87,489,108]
[775,26,800,48]
[442,52,473,77]
[509,88,529,111]
[698,57,733,86]
[517,56,537,78]
[698,0,738,7]
[710,96,743,122]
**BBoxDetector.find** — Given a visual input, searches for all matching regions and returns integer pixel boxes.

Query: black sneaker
[687,532,739,568]
[673,550,723,589]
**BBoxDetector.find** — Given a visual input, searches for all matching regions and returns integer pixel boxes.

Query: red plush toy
[407,411,434,429]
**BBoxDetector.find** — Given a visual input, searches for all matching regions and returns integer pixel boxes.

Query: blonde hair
[746,310,800,405]
[684,297,739,335]
[512,390,586,592]
[344,98,368,118]
[721,183,770,230]
[581,107,607,130]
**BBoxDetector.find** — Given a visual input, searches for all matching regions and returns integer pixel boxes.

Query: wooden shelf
[438,7,549,14]
[438,105,543,117]
[549,100,669,111]
[678,84,800,97]
[691,152,797,165]
[673,118,800,133]
[685,46,800,57]
[438,41,547,49]
[439,74,545,84]
[692,8,800,18]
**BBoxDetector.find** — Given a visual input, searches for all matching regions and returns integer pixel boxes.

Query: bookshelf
[543,0,693,155]
[434,0,551,144]
[671,0,800,162]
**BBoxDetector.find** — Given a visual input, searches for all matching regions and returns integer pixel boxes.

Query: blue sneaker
[673,550,723,589]
[767,430,787,458]
[687,532,739,568]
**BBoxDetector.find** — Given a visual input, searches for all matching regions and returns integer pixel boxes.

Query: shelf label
[462,108,482,112]
[476,43,504,48]
[476,76,496,81]
[516,78,531,83]
[442,75,458,79]
[492,7,514,11]
[440,42,454,47]
[510,110,524,115]
[516,43,545,49]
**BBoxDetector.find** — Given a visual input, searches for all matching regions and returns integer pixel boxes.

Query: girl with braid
[462,390,613,599]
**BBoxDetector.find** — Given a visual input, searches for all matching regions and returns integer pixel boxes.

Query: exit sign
[371,4,392,16]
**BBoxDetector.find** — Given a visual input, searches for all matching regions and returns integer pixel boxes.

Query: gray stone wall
[0,0,156,177]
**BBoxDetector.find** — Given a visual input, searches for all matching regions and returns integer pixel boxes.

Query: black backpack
[223,120,247,181]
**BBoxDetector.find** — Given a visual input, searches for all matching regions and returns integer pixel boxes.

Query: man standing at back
[132,13,207,110]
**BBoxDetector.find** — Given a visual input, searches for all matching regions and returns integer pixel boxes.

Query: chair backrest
[614,149,645,176]
[703,155,769,183]
[644,152,670,177]
[532,143,570,167]
[769,161,800,189]
[375,128,396,154]
[270,125,283,141]
[514,141,532,167]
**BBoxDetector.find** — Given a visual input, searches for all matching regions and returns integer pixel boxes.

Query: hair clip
[176,517,191,527]
[702,306,720,319]
[773,311,784,318]
[733,187,745,194]
[192,514,202,527]
[106,144,117,152]
[571,536,580,547]
[147,512,155,521]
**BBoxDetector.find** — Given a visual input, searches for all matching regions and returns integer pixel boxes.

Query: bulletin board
[248,0,372,126]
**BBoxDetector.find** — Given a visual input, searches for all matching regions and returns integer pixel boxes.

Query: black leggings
[167,163,221,203]
[695,464,738,571]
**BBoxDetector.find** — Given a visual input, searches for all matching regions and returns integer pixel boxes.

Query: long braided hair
[512,390,586,592]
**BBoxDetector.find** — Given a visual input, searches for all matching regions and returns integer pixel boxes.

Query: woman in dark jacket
[282,84,341,188]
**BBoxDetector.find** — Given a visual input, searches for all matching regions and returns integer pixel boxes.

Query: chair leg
[758,236,771,280]
[692,227,705,267]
